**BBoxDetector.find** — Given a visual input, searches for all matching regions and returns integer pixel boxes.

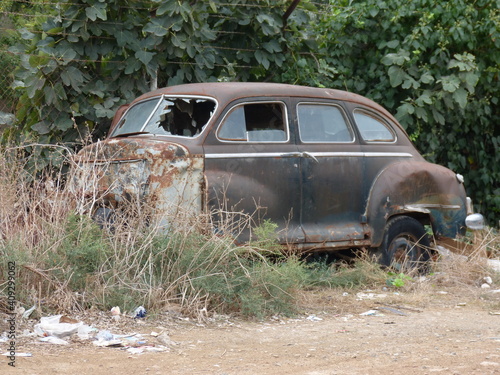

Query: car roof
[136,82,362,100]
[132,82,398,122]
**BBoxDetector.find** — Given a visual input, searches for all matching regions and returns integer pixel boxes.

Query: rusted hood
[74,138,189,163]
[71,138,205,229]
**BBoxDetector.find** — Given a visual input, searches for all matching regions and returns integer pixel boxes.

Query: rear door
[294,100,368,245]
[203,99,305,244]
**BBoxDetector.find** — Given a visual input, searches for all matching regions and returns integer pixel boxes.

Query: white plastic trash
[39,336,69,345]
[34,315,84,338]
[77,324,96,340]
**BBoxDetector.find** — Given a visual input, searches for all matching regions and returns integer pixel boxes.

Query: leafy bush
[50,215,111,291]
[0,25,19,113]
[289,0,500,224]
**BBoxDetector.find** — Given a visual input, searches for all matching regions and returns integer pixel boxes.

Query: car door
[203,99,305,244]
[294,100,368,246]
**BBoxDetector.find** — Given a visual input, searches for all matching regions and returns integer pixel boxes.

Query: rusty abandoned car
[71,82,483,269]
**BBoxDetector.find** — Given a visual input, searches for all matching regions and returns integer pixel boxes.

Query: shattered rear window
[111,96,216,138]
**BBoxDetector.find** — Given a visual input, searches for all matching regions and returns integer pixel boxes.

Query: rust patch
[69,138,204,229]
[366,161,467,245]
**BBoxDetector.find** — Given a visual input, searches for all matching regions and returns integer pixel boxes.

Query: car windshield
[111,95,216,138]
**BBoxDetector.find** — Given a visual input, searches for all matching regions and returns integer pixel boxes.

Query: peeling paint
[70,138,204,230]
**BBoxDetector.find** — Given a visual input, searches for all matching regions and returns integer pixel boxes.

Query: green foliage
[0,192,385,317]
[305,259,387,289]
[56,215,111,290]
[10,0,292,145]
[188,254,308,318]
[0,31,19,112]
[290,0,499,224]
[252,219,282,253]
[105,228,382,317]
[25,214,112,292]
[0,213,111,305]
[4,0,499,224]
[139,230,307,318]
[0,1,51,113]
[386,272,413,288]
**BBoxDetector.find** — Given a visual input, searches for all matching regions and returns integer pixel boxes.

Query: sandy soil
[2,284,500,375]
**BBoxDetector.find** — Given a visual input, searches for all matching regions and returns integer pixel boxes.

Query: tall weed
[0,144,314,317]
[6,144,497,319]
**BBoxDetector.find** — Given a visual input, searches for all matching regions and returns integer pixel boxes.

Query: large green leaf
[453,88,468,109]
[381,50,410,66]
[124,57,142,74]
[115,29,138,47]
[32,121,50,135]
[29,55,51,67]
[135,50,155,65]
[54,116,74,131]
[415,92,433,106]
[19,28,35,40]
[85,3,107,21]
[263,40,282,53]
[157,0,178,16]
[144,19,175,37]
[440,75,461,93]
[25,74,46,99]
[60,66,86,92]
[388,66,406,87]
[255,50,270,70]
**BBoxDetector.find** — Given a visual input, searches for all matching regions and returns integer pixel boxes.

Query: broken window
[217,102,288,142]
[111,96,216,138]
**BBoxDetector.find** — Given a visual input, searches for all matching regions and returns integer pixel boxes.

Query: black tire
[93,207,116,231]
[379,216,431,273]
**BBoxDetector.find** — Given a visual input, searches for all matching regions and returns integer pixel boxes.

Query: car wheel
[93,207,116,231]
[379,216,431,272]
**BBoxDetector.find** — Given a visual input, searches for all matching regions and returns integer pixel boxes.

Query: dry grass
[0,144,311,318]
[296,230,500,316]
[379,230,500,310]
[433,229,500,286]
[0,143,498,320]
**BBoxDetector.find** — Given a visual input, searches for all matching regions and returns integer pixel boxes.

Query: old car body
[71,82,481,267]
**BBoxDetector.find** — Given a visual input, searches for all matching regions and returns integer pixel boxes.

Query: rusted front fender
[365,161,467,247]
[70,138,204,228]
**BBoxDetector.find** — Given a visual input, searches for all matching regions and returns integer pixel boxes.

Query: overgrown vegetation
[0,1,499,319]
[0,0,48,113]
[1,146,498,319]
[0,146,389,318]
[0,0,497,223]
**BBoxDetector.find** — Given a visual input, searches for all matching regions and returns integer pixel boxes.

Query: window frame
[297,102,355,144]
[353,109,397,144]
[216,100,290,143]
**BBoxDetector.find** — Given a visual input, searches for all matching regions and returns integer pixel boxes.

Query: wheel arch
[365,160,468,248]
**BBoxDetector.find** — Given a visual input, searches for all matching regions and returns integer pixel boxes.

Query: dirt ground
[2,282,500,375]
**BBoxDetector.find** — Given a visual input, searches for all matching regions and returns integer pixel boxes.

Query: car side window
[218,102,288,142]
[354,110,395,142]
[297,103,353,143]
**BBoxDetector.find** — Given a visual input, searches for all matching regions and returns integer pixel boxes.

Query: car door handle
[280,152,303,158]
[280,151,319,163]
[302,151,319,163]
